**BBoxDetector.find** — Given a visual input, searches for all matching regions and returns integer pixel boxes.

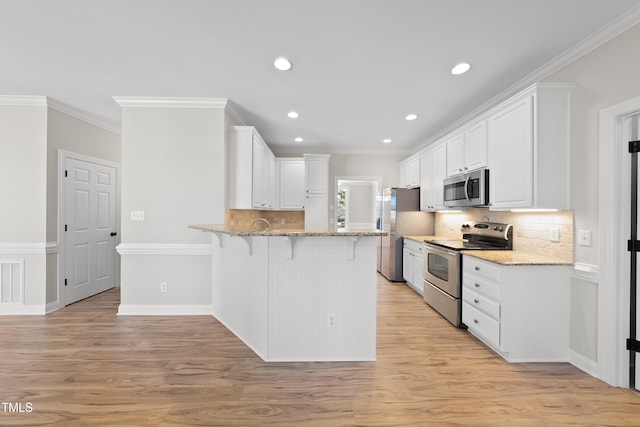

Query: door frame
[598,95,640,388]
[333,176,381,231]
[57,150,121,308]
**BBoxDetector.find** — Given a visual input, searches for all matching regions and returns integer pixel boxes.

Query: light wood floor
[1,275,639,426]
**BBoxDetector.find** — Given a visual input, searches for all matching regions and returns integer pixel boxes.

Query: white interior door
[64,157,117,305]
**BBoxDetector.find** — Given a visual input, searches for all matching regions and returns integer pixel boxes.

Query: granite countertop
[404,235,573,266]
[403,235,438,242]
[189,224,387,237]
[461,250,573,266]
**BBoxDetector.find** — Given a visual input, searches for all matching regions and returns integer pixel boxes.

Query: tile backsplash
[435,208,574,263]
[225,209,304,230]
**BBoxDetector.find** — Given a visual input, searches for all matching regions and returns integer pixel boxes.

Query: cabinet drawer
[463,301,500,349]
[403,239,423,252]
[463,257,501,282]
[463,273,501,301]
[463,287,500,320]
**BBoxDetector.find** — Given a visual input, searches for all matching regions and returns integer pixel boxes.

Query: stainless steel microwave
[443,168,490,208]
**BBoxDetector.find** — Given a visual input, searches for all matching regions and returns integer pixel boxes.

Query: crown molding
[47,98,121,134]
[0,95,47,107]
[112,97,229,109]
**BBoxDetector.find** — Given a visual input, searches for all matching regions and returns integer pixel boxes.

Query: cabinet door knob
[474,299,479,304]
[473,319,479,324]
[474,283,480,288]
[475,266,480,271]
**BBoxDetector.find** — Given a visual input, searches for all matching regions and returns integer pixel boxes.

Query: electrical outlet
[549,226,560,242]
[130,210,145,221]
[160,282,168,293]
[327,314,336,328]
[280,218,285,225]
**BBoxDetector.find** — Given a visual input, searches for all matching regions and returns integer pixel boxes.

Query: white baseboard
[117,304,213,315]
[568,349,599,378]
[0,304,46,315]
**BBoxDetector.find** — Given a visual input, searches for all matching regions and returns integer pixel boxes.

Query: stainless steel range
[423,222,513,327]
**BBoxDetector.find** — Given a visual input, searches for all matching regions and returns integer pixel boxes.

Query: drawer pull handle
[474,283,480,288]
[475,266,480,271]
[473,319,479,324]
[474,299,479,304]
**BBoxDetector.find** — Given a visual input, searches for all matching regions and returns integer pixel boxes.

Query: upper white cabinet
[487,83,573,210]
[304,154,330,229]
[229,126,275,210]
[400,156,420,188]
[277,159,305,210]
[446,120,487,177]
[305,154,329,194]
[420,142,447,211]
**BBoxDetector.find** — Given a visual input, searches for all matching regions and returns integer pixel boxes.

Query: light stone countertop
[462,250,573,266]
[404,235,439,242]
[189,224,387,237]
[403,235,573,266]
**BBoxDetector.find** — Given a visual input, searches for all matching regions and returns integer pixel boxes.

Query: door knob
[110,232,118,237]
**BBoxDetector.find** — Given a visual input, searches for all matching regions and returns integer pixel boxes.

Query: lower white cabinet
[402,239,424,295]
[462,255,571,362]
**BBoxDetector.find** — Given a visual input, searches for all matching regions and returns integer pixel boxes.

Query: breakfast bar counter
[190,224,385,362]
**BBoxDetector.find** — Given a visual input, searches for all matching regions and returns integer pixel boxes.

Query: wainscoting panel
[0,259,24,304]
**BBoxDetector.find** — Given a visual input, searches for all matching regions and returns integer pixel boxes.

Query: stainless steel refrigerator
[377,188,434,281]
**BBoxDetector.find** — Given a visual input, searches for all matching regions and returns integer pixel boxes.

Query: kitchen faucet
[251,217,271,231]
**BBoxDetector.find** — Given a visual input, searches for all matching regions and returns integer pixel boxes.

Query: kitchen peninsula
[190,224,385,362]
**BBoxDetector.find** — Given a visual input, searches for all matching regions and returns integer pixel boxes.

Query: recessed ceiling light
[274,57,292,71]
[294,137,303,142]
[405,114,418,121]
[288,111,300,119]
[383,139,392,144]
[451,62,471,75]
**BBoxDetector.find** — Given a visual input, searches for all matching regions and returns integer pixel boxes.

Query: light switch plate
[130,210,145,221]
[578,230,592,247]
[549,226,560,242]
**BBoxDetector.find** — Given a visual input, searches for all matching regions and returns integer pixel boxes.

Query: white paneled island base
[191,225,381,362]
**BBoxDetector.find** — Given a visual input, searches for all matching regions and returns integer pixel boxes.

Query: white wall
[117,101,226,312]
[0,99,48,312]
[544,23,640,373]
[0,101,47,243]
[546,23,640,265]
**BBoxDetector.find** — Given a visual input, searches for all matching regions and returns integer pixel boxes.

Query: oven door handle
[423,243,458,258]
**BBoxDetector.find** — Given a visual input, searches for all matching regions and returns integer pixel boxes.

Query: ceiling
[2,0,639,155]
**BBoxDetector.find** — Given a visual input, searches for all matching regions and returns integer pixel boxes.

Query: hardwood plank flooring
[0,275,639,426]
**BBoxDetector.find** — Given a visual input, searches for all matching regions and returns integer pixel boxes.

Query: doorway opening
[334,176,381,231]
[599,96,640,390]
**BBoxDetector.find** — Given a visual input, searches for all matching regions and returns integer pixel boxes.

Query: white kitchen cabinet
[420,142,447,211]
[402,239,424,295]
[229,126,275,210]
[487,83,573,209]
[462,255,571,362]
[446,120,487,177]
[446,133,465,177]
[400,156,420,188]
[278,158,305,210]
[304,193,328,229]
[304,154,330,229]
[304,154,329,194]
